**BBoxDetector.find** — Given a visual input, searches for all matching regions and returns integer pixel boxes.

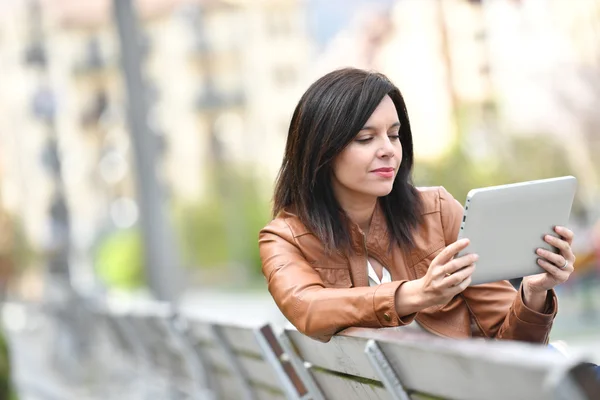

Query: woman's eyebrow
[360,122,401,130]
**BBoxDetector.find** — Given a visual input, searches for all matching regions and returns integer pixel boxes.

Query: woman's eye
[389,134,400,140]
[356,137,373,143]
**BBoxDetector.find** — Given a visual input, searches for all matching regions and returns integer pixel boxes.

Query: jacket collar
[345,201,393,286]
[347,200,389,252]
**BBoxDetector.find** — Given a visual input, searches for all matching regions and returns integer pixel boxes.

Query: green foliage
[0,328,17,400]
[414,143,507,203]
[502,134,573,181]
[91,167,272,290]
[0,212,37,273]
[94,228,145,290]
[177,199,229,269]
[174,166,271,282]
[414,134,573,202]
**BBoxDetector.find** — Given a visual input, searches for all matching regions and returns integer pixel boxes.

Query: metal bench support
[365,339,411,400]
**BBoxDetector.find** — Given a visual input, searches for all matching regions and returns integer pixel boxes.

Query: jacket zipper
[362,233,370,282]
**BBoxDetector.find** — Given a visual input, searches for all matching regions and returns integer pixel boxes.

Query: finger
[536,248,567,268]
[443,254,479,276]
[434,239,470,265]
[452,275,472,294]
[537,258,572,279]
[446,264,475,287]
[544,234,570,254]
[554,226,574,245]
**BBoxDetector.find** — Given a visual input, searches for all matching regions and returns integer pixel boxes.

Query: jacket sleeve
[259,218,416,342]
[438,187,557,343]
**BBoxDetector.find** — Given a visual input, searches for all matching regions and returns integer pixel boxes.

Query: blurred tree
[0,207,25,399]
[94,228,145,290]
[414,133,573,204]
[0,329,17,400]
[174,167,271,286]
[0,209,36,299]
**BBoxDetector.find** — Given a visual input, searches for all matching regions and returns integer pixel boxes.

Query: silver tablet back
[457,176,577,285]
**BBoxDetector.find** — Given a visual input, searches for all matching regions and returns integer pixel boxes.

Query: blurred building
[2,0,599,285]
[0,0,311,283]
[0,2,58,252]
[313,0,600,202]
[313,0,492,161]
[483,0,600,207]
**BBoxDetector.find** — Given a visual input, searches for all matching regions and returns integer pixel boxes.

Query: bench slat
[252,386,288,400]
[220,324,263,354]
[187,319,215,343]
[351,328,585,400]
[287,330,378,380]
[311,370,391,400]
[240,357,285,390]
[286,327,591,400]
[211,369,287,400]
[212,371,246,399]
[199,340,286,391]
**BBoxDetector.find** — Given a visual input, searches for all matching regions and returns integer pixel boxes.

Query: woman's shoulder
[259,209,311,241]
[414,186,465,246]
[415,186,458,215]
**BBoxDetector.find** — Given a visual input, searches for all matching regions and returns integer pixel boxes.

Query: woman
[259,68,575,343]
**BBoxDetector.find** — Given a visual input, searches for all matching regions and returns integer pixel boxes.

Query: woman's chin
[364,184,394,198]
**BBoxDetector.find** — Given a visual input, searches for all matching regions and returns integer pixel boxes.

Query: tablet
[456,176,577,285]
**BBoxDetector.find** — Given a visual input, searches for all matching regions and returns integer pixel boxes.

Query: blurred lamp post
[112,0,181,302]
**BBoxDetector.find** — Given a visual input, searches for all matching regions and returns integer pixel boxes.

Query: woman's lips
[371,167,395,178]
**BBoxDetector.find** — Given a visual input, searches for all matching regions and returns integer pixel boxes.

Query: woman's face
[332,95,402,205]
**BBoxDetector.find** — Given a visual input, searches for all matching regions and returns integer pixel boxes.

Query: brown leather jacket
[259,187,557,343]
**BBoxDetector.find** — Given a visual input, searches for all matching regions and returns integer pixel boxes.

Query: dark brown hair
[273,68,423,251]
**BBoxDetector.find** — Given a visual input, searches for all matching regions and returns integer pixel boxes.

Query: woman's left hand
[523,226,576,294]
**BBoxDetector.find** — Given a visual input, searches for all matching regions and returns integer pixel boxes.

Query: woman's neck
[339,196,378,235]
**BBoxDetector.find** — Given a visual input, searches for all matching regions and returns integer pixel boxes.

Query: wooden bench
[183,317,308,399]
[97,299,207,399]
[6,299,598,399]
[278,326,599,400]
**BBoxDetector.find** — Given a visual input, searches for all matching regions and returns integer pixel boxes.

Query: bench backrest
[185,318,307,400]
[281,329,390,400]
[281,327,598,400]
[104,301,202,398]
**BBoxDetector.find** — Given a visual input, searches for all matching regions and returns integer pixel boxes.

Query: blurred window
[266,9,293,38]
[273,65,296,87]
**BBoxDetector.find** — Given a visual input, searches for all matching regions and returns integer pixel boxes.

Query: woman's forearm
[522,284,549,313]
[394,279,429,317]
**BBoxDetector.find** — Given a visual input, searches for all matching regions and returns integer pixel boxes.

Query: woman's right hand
[416,238,477,308]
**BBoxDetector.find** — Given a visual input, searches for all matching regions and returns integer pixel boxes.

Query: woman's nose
[377,137,395,158]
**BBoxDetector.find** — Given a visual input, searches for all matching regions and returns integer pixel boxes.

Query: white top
[367,260,428,333]
[367,259,392,286]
